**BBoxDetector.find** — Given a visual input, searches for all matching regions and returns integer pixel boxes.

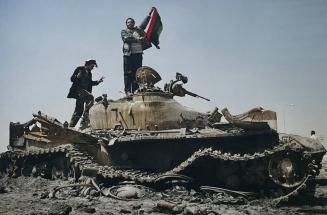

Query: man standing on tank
[67,59,104,129]
[121,10,153,94]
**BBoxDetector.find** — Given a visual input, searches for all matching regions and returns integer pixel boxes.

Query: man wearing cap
[121,11,152,94]
[67,59,104,129]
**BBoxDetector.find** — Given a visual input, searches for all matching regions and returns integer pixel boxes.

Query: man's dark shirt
[67,66,99,99]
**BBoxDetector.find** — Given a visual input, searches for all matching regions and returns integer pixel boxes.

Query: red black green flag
[145,7,163,49]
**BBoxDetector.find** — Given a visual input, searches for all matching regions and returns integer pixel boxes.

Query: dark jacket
[67,66,99,99]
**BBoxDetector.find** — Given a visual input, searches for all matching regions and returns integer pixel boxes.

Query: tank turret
[89,67,214,130]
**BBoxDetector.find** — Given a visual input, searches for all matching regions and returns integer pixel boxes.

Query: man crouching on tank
[67,59,104,129]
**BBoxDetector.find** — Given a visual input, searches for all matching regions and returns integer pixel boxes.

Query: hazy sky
[1,0,326,152]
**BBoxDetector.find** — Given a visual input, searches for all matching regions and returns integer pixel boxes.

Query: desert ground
[0,155,326,215]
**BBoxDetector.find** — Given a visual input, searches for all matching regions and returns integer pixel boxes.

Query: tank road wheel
[155,174,194,185]
[4,162,14,177]
[0,158,10,176]
[29,162,51,179]
[50,156,70,180]
[268,152,307,188]
[8,160,21,178]
[69,166,81,182]
[105,184,153,201]
[21,161,34,176]
[0,155,8,176]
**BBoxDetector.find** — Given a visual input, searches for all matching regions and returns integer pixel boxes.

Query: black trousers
[69,89,94,127]
[123,54,142,93]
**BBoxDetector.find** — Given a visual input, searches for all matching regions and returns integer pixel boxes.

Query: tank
[1,66,325,200]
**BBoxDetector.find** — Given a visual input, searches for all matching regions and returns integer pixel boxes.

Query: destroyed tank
[1,66,326,199]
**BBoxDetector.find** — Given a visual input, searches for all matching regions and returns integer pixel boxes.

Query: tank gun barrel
[166,73,210,101]
[184,89,210,101]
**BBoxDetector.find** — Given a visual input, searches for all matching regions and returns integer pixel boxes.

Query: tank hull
[1,112,326,200]
[105,130,278,171]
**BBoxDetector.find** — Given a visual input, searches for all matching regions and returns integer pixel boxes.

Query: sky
[0,0,326,152]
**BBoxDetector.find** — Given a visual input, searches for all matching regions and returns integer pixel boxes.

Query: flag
[145,7,163,49]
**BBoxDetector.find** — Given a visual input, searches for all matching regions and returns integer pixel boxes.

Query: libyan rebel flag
[145,7,163,49]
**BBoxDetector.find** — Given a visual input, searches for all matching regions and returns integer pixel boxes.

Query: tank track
[167,142,315,176]
[166,141,321,203]
[0,141,321,201]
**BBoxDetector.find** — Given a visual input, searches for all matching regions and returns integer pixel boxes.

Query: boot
[69,116,80,128]
[79,117,90,130]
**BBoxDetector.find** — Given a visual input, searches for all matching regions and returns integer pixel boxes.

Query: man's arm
[92,76,105,86]
[121,29,138,43]
[70,67,82,82]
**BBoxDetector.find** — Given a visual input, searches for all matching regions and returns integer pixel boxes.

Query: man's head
[126,18,135,29]
[85,59,98,70]
[311,130,316,135]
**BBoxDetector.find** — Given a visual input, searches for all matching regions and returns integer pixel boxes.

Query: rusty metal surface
[9,112,98,151]
[89,92,208,130]
[222,107,277,131]
[2,67,326,201]
[0,139,324,202]
[136,66,162,87]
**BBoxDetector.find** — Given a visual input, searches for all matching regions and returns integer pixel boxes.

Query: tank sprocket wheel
[268,151,307,188]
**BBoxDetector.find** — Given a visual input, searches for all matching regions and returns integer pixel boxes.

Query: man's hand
[133,31,144,41]
[98,76,105,84]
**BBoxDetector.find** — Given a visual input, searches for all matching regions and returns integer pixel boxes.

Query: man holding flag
[121,7,163,94]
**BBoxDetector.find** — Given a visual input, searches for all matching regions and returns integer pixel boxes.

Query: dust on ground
[0,156,326,215]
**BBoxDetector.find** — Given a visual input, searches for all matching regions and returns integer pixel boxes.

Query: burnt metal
[1,66,326,202]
